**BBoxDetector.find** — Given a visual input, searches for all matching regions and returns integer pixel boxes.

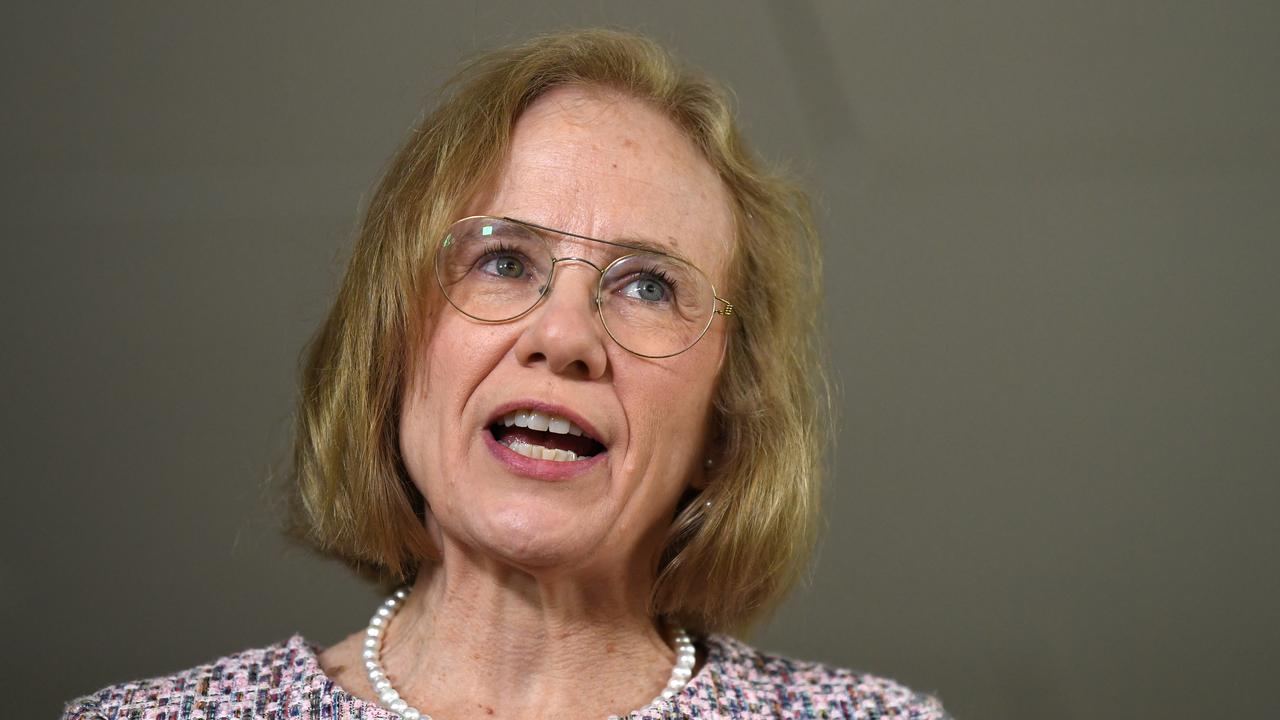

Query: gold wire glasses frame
[434,215,737,359]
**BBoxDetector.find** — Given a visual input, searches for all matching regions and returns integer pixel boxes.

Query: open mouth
[488,409,606,463]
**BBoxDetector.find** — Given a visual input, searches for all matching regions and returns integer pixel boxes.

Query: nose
[512,260,609,380]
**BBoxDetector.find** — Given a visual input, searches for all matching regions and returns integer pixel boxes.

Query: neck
[374,545,681,720]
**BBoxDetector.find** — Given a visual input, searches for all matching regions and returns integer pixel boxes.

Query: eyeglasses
[434,216,736,358]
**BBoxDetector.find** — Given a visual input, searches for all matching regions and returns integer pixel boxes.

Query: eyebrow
[505,216,683,261]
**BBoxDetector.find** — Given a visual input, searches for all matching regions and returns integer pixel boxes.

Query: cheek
[400,318,508,491]
[619,346,721,462]
[420,312,512,402]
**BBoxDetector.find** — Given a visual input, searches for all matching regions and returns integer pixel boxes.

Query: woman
[64,29,949,720]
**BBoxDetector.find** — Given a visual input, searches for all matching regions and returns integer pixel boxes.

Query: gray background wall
[4,2,1277,718]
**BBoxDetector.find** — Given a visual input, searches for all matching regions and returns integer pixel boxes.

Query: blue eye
[621,273,674,303]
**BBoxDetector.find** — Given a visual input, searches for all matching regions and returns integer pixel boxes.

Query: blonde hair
[290,28,828,634]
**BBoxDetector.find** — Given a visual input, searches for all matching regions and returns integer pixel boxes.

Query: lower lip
[483,430,607,481]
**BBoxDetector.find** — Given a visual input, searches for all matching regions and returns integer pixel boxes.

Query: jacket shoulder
[61,636,323,720]
[699,634,952,719]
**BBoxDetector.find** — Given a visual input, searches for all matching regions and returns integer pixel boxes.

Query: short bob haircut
[290,28,828,634]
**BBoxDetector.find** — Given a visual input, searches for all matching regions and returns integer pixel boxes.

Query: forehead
[473,86,735,282]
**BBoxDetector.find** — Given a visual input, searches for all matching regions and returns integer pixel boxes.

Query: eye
[476,245,527,279]
[620,272,674,303]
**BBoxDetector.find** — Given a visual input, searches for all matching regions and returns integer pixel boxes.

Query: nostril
[511,283,610,378]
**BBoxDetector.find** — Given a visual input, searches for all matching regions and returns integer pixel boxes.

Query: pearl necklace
[363,587,697,719]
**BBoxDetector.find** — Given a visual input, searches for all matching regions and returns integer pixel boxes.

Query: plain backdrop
[4,2,1278,719]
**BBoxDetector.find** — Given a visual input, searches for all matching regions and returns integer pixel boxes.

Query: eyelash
[475,242,529,266]
[631,266,679,291]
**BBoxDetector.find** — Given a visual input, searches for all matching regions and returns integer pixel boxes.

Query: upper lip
[485,399,609,446]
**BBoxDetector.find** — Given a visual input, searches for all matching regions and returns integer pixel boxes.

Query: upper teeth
[503,409,587,437]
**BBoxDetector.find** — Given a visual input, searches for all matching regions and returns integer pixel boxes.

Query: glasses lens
[599,253,716,357]
[435,218,551,321]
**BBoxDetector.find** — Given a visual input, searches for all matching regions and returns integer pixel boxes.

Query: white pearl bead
[377,606,392,618]
[402,709,421,720]
[394,588,409,599]
[380,689,400,704]
[367,626,381,637]
[364,636,377,649]
[362,649,376,661]
[661,688,675,700]
[390,699,409,713]
[374,679,391,692]
[370,615,384,627]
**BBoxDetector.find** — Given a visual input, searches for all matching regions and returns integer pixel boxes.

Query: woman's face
[399,86,734,581]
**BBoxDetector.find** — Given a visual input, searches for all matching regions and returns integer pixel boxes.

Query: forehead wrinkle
[515,217,684,259]
[499,159,728,269]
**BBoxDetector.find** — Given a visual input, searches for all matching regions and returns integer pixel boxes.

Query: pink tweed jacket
[62,634,951,719]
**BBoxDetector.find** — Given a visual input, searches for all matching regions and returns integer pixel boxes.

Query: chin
[460,498,612,572]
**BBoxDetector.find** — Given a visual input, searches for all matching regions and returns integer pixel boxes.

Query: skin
[320,85,735,719]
